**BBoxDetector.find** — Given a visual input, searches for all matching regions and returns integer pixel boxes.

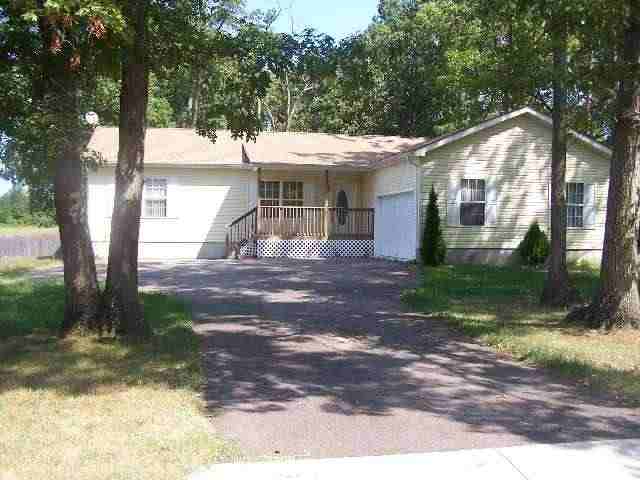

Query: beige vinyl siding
[88,166,251,248]
[421,116,609,251]
[363,156,418,208]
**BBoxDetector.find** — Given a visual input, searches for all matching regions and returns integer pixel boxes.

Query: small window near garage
[460,179,486,226]
[282,181,304,207]
[259,181,280,207]
[567,182,585,228]
[144,178,167,217]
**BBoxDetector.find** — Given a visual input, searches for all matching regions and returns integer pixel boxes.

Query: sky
[245,0,378,39]
[0,1,378,198]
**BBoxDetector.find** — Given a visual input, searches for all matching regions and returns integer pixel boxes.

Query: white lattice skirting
[239,239,257,257]
[257,239,374,258]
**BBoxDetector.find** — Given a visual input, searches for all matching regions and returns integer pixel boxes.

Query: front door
[333,183,354,236]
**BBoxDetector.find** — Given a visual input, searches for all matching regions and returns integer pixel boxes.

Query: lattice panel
[257,239,374,258]
[239,239,257,257]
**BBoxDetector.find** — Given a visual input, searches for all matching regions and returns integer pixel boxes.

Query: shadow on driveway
[132,258,640,459]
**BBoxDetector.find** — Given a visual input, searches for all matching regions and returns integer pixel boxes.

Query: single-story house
[87,107,612,263]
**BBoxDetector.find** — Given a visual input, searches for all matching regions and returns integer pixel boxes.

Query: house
[87,107,612,263]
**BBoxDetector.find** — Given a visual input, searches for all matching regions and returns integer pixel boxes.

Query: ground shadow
[109,258,640,451]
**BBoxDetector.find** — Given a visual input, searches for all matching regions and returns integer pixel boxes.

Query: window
[460,179,486,226]
[567,182,584,228]
[144,178,167,217]
[282,181,303,206]
[259,181,304,207]
[259,181,280,207]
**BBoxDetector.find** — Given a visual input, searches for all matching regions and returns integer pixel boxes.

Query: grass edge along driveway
[403,264,640,406]
[0,259,238,480]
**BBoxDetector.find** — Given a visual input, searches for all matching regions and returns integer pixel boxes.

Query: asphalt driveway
[137,259,639,460]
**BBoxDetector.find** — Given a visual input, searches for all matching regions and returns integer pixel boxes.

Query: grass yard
[0,260,236,479]
[403,264,640,405]
[0,225,57,236]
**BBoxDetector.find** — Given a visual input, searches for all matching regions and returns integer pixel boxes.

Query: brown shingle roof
[88,128,430,169]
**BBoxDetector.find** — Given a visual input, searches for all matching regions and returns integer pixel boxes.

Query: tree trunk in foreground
[567,4,640,329]
[103,0,151,338]
[38,14,101,336]
[56,127,101,335]
[541,15,576,307]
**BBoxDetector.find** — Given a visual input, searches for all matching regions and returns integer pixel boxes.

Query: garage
[374,190,417,260]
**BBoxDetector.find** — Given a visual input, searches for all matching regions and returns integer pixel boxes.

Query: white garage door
[374,191,417,261]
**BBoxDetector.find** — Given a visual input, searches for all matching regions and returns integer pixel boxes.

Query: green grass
[403,264,640,405]
[0,225,57,236]
[0,260,237,479]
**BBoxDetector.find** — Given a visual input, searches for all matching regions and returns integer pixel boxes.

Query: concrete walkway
[190,439,640,480]
[135,259,640,460]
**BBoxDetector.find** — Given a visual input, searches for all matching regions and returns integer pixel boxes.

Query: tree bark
[541,15,577,307]
[189,63,201,128]
[103,0,152,338]
[568,4,640,329]
[37,10,101,336]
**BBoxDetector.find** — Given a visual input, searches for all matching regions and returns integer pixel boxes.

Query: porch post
[324,169,330,240]
[256,167,261,236]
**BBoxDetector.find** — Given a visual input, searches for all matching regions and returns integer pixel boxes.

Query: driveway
[137,259,639,460]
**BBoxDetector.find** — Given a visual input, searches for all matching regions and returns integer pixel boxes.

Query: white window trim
[459,178,486,227]
[567,181,585,229]
[143,177,168,218]
[259,180,304,207]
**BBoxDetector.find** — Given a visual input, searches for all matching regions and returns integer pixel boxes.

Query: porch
[226,205,375,258]
[225,167,376,258]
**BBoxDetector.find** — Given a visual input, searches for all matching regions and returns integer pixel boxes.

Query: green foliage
[421,186,446,266]
[0,186,56,227]
[518,222,550,266]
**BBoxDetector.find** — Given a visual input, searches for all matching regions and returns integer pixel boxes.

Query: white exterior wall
[419,115,610,262]
[364,155,420,259]
[88,166,252,259]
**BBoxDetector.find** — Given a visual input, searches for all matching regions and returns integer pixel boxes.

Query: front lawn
[403,264,640,405]
[0,225,58,236]
[0,261,236,479]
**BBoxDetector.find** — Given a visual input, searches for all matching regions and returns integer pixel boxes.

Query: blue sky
[245,0,378,39]
[0,1,378,198]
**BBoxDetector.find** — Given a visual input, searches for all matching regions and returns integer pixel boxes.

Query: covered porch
[227,166,375,257]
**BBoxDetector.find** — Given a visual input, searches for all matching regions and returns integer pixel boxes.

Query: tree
[260,29,336,132]
[421,187,446,266]
[568,1,640,329]
[541,6,575,306]
[102,0,151,338]
[102,1,272,337]
[0,1,127,335]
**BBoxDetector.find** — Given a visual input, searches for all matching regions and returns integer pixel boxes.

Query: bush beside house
[518,221,550,266]
[421,186,446,266]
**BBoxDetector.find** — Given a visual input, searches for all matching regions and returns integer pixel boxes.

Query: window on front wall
[144,177,167,217]
[259,181,304,207]
[460,178,486,226]
[282,181,303,206]
[259,181,280,207]
[567,182,585,228]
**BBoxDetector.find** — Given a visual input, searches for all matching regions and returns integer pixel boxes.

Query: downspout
[407,153,425,259]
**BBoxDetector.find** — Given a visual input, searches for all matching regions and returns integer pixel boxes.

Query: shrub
[421,186,446,266]
[518,221,550,266]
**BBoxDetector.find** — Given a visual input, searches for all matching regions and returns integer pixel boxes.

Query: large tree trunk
[103,0,151,338]
[541,15,576,307]
[567,4,640,329]
[37,11,101,336]
[56,132,101,335]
